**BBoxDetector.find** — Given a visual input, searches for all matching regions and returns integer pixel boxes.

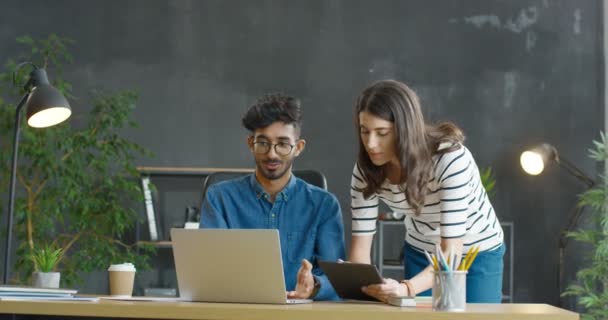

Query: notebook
[170,228,312,304]
[0,285,98,301]
[0,286,77,296]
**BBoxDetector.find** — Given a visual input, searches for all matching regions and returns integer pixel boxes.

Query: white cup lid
[108,263,136,272]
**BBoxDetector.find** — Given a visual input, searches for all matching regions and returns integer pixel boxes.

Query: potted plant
[562,132,608,320]
[30,245,63,288]
[0,34,155,286]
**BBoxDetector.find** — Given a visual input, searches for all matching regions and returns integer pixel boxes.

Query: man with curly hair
[200,94,345,301]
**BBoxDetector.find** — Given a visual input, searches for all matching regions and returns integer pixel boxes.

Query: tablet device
[318,261,383,301]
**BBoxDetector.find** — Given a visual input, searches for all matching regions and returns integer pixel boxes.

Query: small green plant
[562,132,608,320]
[30,245,63,273]
[480,166,497,199]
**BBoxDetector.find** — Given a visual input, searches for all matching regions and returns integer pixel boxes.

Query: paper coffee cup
[108,263,136,297]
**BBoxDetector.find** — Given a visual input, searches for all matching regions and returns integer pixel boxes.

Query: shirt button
[271,213,276,217]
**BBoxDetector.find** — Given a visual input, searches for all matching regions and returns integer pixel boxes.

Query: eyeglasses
[252,141,295,156]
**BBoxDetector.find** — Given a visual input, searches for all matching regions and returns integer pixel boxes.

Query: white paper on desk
[0,296,99,302]
[0,285,77,295]
[100,296,188,302]
[0,292,73,297]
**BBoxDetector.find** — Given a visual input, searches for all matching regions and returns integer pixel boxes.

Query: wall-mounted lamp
[520,143,595,306]
[3,62,71,284]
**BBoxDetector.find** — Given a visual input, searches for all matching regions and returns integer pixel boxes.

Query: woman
[349,79,505,303]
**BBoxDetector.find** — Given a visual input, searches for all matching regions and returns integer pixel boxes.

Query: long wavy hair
[354,80,464,215]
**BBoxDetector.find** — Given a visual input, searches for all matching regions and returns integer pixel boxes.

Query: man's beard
[257,158,293,180]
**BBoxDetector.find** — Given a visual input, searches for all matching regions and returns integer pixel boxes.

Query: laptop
[170,228,312,304]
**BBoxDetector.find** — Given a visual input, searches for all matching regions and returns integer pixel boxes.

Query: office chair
[294,169,327,190]
[201,169,328,204]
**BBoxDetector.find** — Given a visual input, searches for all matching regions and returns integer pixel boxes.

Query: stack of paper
[0,286,97,301]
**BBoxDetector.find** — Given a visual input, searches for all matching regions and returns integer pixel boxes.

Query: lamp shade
[520,143,558,175]
[24,68,71,128]
[25,85,71,128]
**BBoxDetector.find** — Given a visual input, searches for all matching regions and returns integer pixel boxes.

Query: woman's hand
[362,278,407,303]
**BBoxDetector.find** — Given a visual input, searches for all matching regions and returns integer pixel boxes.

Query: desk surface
[0,299,578,320]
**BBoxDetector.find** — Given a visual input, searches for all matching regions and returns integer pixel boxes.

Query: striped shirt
[351,144,504,253]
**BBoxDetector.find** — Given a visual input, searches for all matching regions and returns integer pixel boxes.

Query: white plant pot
[32,272,60,288]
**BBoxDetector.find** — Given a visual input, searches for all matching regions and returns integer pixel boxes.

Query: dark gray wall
[0,0,603,308]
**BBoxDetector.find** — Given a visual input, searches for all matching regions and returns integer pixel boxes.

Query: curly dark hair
[242,93,302,136]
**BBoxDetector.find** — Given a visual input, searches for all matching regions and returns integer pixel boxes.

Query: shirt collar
[249,173,297,202]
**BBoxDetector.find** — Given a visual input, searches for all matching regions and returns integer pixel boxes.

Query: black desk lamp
[519,143,595,304]
[3,62,71,284]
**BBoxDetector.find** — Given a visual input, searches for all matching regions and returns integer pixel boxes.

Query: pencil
[458,257,467,270]
[437,247,450,271]
[465,246,480,270]
[458,246,472,270]
[423,250,437,270]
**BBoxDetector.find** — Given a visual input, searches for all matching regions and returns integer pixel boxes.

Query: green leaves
[30,245,63,273]
[578,188,608,213]
[563,132,608,319]
[588,132,608,162]
[0,34,154,286]
[479,166,496,199]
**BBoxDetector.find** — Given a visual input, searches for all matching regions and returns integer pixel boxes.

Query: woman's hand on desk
[286,259,316,299]
[362,278,408,303]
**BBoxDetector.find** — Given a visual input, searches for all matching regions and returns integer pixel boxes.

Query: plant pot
[32,272,60,288]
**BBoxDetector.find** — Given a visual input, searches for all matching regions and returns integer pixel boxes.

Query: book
[0,292,73,297]
[0,296,99,302]
[141,176,159,241]
[0,285,77,295]
[387,296,416,307]
[0,285,92,301]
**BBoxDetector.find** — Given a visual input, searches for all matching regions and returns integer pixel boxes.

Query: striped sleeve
[350,163,379,236]
[436,147,472,239]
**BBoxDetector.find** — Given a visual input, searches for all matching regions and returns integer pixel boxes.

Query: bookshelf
[134,166,252,295]
[135,166,252,244]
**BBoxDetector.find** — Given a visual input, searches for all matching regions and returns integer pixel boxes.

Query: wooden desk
[0,299,578,320]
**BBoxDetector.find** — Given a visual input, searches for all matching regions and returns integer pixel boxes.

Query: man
[200,94,345,300]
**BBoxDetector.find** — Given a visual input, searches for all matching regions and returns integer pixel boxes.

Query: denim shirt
[200,174,345,301]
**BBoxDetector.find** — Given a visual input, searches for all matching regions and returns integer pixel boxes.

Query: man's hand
[361,278,407,303]
[286,259,315,299]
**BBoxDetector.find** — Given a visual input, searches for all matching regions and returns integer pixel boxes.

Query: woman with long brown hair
[349,79,505,303]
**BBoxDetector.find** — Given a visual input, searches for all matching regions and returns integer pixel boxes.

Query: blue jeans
[403,242,505,303]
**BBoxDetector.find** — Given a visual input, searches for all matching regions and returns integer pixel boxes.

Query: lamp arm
[12,62,37,90]
[558,204,587,250]
[556,157,596,188]
[555,159,594,297]
[555,152,595,248]
[557,202,588,302]
[3,93,29,285]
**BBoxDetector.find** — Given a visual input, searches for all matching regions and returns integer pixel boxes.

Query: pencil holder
[432,270,467,312]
